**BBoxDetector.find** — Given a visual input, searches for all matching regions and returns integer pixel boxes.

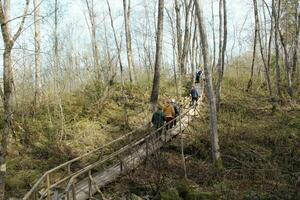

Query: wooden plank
[58,103,201,200]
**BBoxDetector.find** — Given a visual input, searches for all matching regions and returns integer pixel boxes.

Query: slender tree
[215,0,227,109]
[85,0,102,81]
[180,0,193,75]
[254,0,273,96]
[273,0,282,98]
[106,0,129,124]
[123,0,136,83]
[0,0,30,198]
[34,0,42,108]
[246,0,259,92]
[150,0,164,109]
[194,0,221,165]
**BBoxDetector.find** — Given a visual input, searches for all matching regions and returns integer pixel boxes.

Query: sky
[0,0,257,80]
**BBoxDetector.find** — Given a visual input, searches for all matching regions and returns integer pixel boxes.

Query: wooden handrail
[24,82,204,200]
[23,124,148,200]
[63,105,195,195]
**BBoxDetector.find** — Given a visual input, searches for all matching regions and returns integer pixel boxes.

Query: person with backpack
[171,99,180,126]
[195,69,202,83]
[190,86,199,106]
[151,106,165,129]
[163,100,175,129]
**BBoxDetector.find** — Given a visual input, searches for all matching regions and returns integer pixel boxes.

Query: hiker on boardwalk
[171,99,180,126]
[195,69,202,83]
[151,106,165,129]
[163,100,175,129]
[190,86,199,106]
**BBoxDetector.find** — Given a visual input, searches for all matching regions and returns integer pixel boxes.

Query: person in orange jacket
[163,100,175,129]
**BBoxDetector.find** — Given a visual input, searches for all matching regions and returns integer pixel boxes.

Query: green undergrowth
[5,75,184,198]
[101,76,300,200]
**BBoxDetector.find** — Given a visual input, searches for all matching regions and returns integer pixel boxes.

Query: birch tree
[254,0,273,96]
[123,0,136,83]
[215,0,227,109]
[85,0,101,81]
[150,0,164,109]
[0,0,30,198]
[194,0,221,165]
[34,0,42,108]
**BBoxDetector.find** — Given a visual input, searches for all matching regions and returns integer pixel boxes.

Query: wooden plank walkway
[23,83,204,200]
[61,100,202,199]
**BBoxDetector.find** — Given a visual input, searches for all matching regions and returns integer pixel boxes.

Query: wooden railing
[24,83,204,200]
[23,125,149,200]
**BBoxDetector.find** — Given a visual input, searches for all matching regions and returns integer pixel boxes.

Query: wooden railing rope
[24,83,204,200]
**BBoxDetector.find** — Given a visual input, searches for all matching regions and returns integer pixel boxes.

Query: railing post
[164,126,167,142]
[88,170,92,198]
[65,192,69,200]
[72,178,77,200]
[146,137,149,159]
[120,158,123,173]
[46,174,51,200]
[33,191,37,200]
[67,163,71,176]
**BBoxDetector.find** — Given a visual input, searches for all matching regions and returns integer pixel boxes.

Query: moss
[186,191,215,200]
[160,188,182,200]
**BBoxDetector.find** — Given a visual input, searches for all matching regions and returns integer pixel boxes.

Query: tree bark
[180,0,193,75]
[175,0,182,72]
[123,0,136,83]
[254,0,273,96]
[150,0,164,109]
[246,0,259,92]
[279,29,292,96]
[34,0,42,108]
[0,0,29,198]
[106,0,129,125]
[85,0,101,81]
[273,0,281,98]
[211,0,216,71]
[194,0,221,165]
[215,0,222,109]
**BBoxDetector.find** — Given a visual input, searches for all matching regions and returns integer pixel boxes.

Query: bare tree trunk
[211,0,216,71]
[106,0,129,125]
[273,0,281,98]
[254,0,272,96]
[246,0,259,92]
[279,29,292,96]
[85,0,101,81]
[34,0,42,109]
[292,2,299,87]
[191,21,197,81]
[150,0,164,109]
[216,0,227,109]
[103,19,116,85]
[175,0,182,70]
[0,0,29,198]
[215,0,223,108]
[180,0,193,75]
[194,0,221,166]
[123,0,136,83]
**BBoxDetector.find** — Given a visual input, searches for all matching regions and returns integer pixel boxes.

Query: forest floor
[99,77,300,200]
[5,74,300,199]
[6,74,187,198]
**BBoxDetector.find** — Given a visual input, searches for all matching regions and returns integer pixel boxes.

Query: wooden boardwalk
[63,105,200,199]
[23,83,204,200]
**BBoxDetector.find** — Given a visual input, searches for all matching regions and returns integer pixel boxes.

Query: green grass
[99,75,300,200]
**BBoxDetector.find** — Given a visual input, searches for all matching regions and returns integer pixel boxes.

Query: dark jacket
[190,88,199,98]
[171,102,180,116]
[151,110,165,128]
[195,70,202,83]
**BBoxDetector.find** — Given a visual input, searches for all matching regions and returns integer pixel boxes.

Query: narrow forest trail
[23,83,204,200]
